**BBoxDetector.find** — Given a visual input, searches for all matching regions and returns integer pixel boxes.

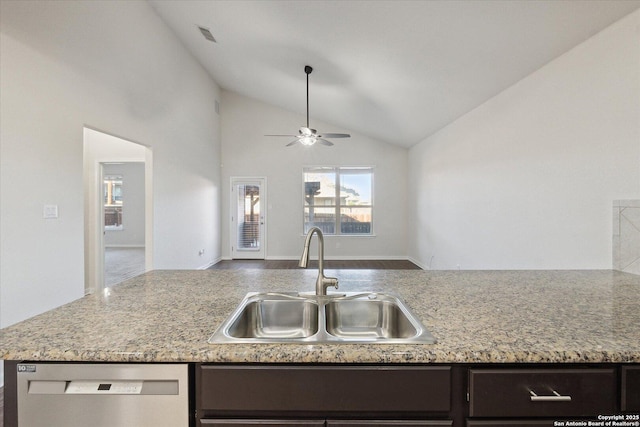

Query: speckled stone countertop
[1,269,639,364]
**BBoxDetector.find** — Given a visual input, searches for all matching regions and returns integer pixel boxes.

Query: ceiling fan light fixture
[300,127,314,136]
[299,135,317,146]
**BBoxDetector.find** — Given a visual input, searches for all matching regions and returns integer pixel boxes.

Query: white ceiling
[149,0,640,148]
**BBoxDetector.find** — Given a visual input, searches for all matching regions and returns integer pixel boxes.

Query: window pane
[304,207,336,234]
[303,167,373,235]
[104,175,123,230]
[340,172,372,206]
[304,170,336,207]
[340,207,372,234]
[237,184,260,249]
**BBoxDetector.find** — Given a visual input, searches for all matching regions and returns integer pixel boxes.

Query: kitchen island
[2,269,640,426]
[2,269,639,363]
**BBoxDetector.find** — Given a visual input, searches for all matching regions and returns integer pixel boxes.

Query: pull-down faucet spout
[299,227,339,296]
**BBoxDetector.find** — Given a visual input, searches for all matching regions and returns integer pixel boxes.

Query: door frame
[83,127,153,294]
[230,176,267,259]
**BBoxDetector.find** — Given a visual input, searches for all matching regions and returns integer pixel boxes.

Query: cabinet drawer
[199,420,325,426]
[468,421,559,427]
[199,420,452,427]
[198,365,451,414]
[328,421,452,427]
[469,369,615,417]
[622,366,640,411]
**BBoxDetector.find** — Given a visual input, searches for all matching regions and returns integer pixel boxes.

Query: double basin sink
[208,292,436,344]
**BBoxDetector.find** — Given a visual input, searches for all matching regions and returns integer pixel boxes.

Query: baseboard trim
[104,244,145,249]
[407,256,430,270]
[199,257,222,270]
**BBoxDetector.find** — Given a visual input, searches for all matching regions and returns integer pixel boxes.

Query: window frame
[302,166,374,236]
[104,174,124,231]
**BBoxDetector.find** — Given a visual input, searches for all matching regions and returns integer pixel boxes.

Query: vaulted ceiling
[149,0,640,148]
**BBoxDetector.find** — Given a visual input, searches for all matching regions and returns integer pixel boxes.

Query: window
[236,184,261,249]
[104,175,123,231]
[303,167,373,235]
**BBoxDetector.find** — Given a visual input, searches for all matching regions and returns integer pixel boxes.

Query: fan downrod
[304,65,313,128]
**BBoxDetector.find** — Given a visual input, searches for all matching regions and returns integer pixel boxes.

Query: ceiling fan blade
[265,134,299,137]
[319,133,351,138]
[286,139,300,147]
[318,138,334,146]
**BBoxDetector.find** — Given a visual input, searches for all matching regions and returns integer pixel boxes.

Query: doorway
[102,162,146,287]
[231,177,266,259]
[83,128,152,294]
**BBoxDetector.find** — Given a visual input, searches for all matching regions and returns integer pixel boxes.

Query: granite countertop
[1,269,639,364]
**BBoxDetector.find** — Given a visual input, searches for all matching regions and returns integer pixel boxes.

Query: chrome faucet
[299,227,339,296]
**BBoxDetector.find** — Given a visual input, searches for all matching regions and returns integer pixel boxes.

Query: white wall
[221,90,408,260]
[0,0,221,328]
[408,10,640,270]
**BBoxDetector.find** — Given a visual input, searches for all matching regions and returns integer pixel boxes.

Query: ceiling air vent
[198,26,216,43]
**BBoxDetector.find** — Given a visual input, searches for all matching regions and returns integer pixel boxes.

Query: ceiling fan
[265,65,350,147]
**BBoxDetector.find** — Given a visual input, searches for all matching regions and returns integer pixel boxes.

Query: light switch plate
[43,204,59,219]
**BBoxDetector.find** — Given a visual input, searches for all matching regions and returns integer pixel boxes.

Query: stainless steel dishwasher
[17,363,189,427]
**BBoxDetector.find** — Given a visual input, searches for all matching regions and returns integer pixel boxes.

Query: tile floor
[104,247,146,286]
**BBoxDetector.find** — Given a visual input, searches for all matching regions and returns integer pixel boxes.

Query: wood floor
[209,259,421,270]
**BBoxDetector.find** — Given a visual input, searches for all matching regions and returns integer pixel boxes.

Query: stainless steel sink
[225,296,319,339]
[325,297,419,340]
[209,292,436,344]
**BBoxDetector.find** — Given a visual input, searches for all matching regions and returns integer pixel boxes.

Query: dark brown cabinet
[196,365,452,426]
[622,365,640,411]
[467,367,619,427]
[197,365,451,414]
[327,421,452,426]
[468,368,616,417]
[467,422,560,427]
[199,421,325,426]
[195,364,637,427]
[199,421,453,427]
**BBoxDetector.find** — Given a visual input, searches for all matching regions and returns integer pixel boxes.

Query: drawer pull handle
[529,389,572,402]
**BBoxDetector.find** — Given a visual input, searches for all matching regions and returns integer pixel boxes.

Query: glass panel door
[231,178,266,259]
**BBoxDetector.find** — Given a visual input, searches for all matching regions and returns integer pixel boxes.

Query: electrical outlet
[198,249,205,256]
